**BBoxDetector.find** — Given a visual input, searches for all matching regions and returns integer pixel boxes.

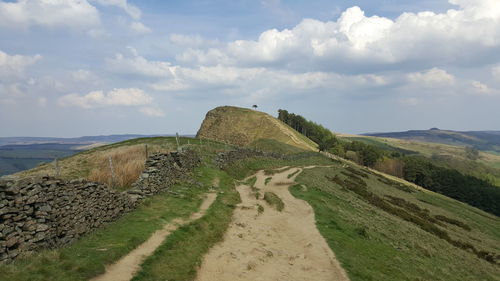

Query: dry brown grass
[87,145,169,190]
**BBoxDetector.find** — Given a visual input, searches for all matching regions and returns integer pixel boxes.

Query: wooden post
[54,157,60,177]
[145,144,148,158]
[175,132,180,149]
[108,156,116,188]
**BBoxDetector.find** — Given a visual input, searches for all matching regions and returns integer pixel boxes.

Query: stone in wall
[0,177,135,262]
[0,148,201,263]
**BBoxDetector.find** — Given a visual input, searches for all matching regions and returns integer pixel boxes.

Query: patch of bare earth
[195,168,350,281]
[90,192,217,281]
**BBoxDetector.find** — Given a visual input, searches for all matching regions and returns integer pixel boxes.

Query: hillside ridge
[196,106,317,151]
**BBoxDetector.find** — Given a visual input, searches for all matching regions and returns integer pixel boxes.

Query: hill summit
[196,106,317,151]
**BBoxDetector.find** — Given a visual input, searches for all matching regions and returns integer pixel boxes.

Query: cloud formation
[0,0,100,29]
[92,0,141,19]
[130,21,151,34]
[176,0,500,72]
[407,68,455,87]
[58,88,152,108]
[0,50,41,79]
[106,47,173,77]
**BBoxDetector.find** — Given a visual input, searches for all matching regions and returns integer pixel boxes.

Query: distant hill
[0,134,180,176]
[0,134,177,146]
[364,129,500,152]
[196,106,317,151]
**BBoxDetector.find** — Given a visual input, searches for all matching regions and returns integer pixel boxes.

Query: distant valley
[0,134,180,176]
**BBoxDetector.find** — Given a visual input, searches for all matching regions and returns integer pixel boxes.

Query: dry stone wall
[0,149,200,263]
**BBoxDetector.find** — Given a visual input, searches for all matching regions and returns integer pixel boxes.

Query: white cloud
[92,0,141,19]
[0,50,41,79]
[0,0,100,29]
[471,80,494,94]
[0,83,26,101]
[106,47,174,77]
[130,21,151,34]
[71,69,93,81]
[177,0,500,71]
[492,65,500,81]
[139,107,165,117]
[58,88,152,108]
[407,68,455,87]
[151,63,392,95]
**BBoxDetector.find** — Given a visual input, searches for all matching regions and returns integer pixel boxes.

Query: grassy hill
[339,134,500,185]
[2,107,499,281]
[364,129,500,153]
[12,137,213,191]
[0,134,173,176]
[196,106,317,151]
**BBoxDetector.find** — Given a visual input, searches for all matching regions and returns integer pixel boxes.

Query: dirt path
[195,168,350,281]
[90,192,217,281]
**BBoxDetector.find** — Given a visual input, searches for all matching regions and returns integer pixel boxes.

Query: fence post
[54,157,60,177]
[175,132,180,149]
[108,156,116,188]
[145,144,148,158]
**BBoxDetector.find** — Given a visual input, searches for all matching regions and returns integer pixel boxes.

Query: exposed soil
[195,167,350,281]
[90,192,217,281]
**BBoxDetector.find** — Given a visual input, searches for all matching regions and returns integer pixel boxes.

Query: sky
[1,0,499,137]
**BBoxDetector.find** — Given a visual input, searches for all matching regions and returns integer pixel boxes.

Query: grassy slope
[0,139,232,280]
[342,135,500,185]
[3,133,500,281]
[196,106,317,151]
[13,137,215,190]
[248,138,307,154]
[291,164,500,281]
[131,167,239,281]
[0,177,206,281]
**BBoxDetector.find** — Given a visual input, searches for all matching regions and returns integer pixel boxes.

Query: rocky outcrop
[0,148,200,263]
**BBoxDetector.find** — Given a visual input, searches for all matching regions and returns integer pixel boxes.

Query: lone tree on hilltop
[252,104,258,110]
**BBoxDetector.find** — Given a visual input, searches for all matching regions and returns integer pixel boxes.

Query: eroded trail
[90,192,217,281]
[195,167,350,281]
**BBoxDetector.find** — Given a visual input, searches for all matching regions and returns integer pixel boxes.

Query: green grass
[263,192,285,211]
[244,175,257,187]
[248,138,307,154]
[197,106,317,151]
[264,177,272,185]
[132,168,240,281]
[0,179,207,281]
[290,165,500,281]
[257,204,264,214]
[341,135,500,186]
[223,152,333,180]
[0,139,236,281]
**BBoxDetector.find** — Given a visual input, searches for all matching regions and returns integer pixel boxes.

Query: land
[0,134,179,176]
[1,106,499,281]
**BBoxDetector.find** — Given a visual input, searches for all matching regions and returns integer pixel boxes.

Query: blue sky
[1,0,499,137]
